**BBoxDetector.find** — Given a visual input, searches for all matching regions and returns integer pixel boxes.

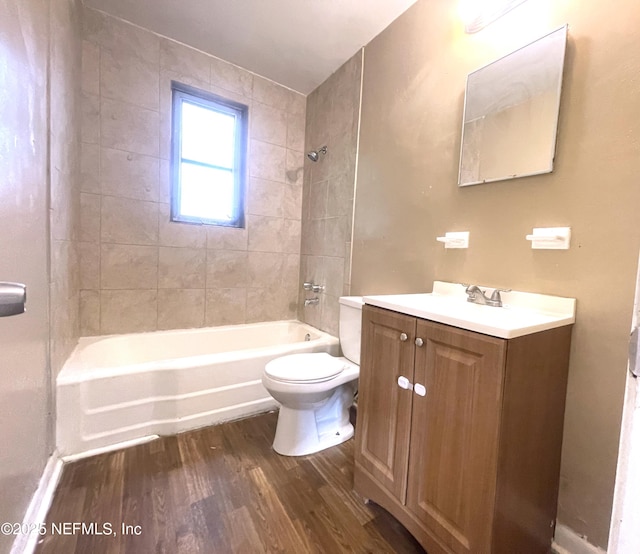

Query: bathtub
[57,320,339,458]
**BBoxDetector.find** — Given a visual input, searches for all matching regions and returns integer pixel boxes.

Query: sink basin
[363,281,576,339]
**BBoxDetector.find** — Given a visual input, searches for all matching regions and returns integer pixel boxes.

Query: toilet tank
[338,296,364,365]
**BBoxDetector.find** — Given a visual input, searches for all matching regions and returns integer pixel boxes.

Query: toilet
[262,296,363,456]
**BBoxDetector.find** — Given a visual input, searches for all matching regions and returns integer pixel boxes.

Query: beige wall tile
[101,98,159,157]
[286,149,305,186]
[283,184,303,221]
[309,151,330,182]
[101,195,158,245]
[252,102,287,147]
[101,48,159,111]
[301,219,325,256]
[286,112,306,152]
[300,255,324,286]
[79,241,100,289]
[283,219,302,254]
[83,8,159,66]
[80,142,100,193]
[326,172,354,218]
[206,225,248,251]
[158,159,170,203]
[158,247,206,288]
[247,215,285,252]
[309,181,328,219]
[247,251,285,289]
[321,294,340,336]
[253,76,295,112]
[81,92,100,144]
[210,57,253,97]
[100,289,158,334]
[206,250,248,288]
[283,253,301,291]
[159,97,172,162]
[323,217,347,258]
[157,289,205,330]
[101,244,158,289]
[205,288,247,326]
[246,287,295,322]
[249,140,286,182]
[80,8,309,334]
[80,290,100,336]
[50,168,77,243]
[160,39,210,84]
[289,92,306,117]
[80,192,100,242]
[158,203,206,248]
[248,178,283,217]
[101,147,159,201]
[81,40,99,95]
[323,256,345,298]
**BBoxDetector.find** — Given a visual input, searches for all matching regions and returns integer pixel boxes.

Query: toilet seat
[264,352,346,384]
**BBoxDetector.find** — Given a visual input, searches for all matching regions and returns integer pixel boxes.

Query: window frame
[170,81,248,227]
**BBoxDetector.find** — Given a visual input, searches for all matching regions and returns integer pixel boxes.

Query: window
[171,82,248,227]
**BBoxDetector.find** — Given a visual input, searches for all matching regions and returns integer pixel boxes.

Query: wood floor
[36,411,426,553]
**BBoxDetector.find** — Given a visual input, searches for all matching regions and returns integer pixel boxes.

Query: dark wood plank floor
[36,411,426,553]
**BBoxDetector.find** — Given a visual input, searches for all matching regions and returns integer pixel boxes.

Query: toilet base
[272,384,355,456]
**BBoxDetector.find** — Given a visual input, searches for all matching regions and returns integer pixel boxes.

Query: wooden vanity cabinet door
[406,320,506,554]
[355,305,416,504]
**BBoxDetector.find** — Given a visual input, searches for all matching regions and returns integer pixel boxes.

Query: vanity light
[459,0,529,33]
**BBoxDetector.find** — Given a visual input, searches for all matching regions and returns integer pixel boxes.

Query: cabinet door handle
[414,383,427,396]
[397,376,413,390]
[415,337,424,347]
[399,333,408,342]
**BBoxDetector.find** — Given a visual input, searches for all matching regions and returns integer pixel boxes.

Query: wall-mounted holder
[436,231,469,249]
[525,227,571,250]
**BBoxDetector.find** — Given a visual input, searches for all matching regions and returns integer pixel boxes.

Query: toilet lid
[265,353,346,383]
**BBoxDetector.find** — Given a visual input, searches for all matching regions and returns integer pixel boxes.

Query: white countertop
[363,281,576,339]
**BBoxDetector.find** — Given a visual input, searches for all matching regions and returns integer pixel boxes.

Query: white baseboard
[553,523,607,554]
[10,454,64,554]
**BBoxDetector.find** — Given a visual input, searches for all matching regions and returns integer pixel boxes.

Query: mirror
[458,25,567,187]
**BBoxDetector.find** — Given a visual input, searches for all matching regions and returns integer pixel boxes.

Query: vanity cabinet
[355,304,573,554]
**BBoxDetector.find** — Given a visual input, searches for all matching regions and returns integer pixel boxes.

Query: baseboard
[553,523,607,554]
[10,454,64,554]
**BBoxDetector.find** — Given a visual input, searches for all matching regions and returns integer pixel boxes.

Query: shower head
[307,145,328,162]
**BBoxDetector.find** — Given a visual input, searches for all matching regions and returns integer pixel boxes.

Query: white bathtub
[57,320,338,458]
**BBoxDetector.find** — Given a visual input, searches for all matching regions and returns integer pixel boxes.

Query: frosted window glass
[181,101,236,169]
[180,163,235,221]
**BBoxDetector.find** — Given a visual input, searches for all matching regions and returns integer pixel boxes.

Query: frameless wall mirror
[458,25,568,187]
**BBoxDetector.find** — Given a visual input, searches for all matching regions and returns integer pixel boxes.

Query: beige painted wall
[0,0,80,550]
[299,51,362,335]
[79,8,306,335]
[352,0,640,548]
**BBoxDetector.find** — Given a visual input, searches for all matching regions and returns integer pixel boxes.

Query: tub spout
[304,297,319,307]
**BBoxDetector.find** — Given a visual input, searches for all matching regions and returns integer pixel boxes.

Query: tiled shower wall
[79,8,306,335]
[299,51,363,335]
[50,0,81,376]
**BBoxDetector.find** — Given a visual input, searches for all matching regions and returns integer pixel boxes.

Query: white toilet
[262,296,363,456]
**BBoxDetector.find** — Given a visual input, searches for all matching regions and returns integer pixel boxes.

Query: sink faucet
[464,285,510,308]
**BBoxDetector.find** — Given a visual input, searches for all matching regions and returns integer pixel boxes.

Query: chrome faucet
[464,285,510,308]
[304,297,319,307]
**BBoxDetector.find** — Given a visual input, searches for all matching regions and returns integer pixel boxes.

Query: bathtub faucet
[304,297,319,307]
